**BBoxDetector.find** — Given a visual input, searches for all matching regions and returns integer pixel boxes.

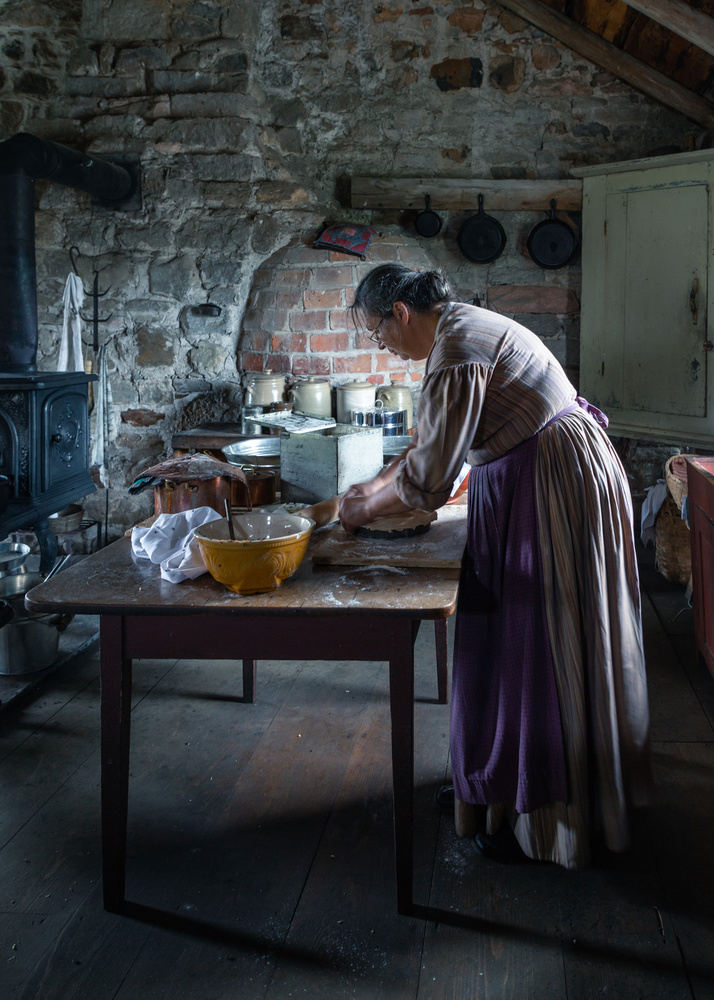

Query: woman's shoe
[474,828,534,865]
[434,784,455,814]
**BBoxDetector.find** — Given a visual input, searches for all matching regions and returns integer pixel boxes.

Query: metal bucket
[0,572,61,675]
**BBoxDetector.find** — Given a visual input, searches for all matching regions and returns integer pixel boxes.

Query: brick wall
[239,234,437,386]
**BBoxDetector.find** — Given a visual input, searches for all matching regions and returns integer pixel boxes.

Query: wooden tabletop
[25,529,460,620]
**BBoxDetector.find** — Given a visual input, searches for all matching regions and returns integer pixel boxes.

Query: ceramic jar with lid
[376,380,414,430]
[243,371,287,407]
[288,376,332,418]
[334,379,377,424]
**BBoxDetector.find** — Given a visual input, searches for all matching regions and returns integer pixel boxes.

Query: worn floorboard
[2,554,714,1000]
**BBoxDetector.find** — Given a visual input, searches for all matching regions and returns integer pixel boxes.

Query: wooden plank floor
[1,545,713,1000]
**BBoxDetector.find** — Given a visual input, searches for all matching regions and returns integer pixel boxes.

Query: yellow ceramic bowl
[193,513,315,595]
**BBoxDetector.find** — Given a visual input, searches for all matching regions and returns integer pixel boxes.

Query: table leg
[434,619,449,704]
[388,629,416,916]
[242,659,256,703]
[100,615,132,912]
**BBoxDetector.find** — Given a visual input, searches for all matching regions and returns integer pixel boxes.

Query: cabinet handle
[690,278,700,324]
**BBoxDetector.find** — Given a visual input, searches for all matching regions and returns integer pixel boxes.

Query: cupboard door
[578,151,714,447]
[618,184,708,417]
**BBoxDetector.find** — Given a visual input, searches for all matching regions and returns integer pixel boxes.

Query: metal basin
[0,541,30,577]
[222,438,281,476]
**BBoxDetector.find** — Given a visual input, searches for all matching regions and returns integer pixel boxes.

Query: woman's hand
[338,493,374,535]
[339,480,414,534]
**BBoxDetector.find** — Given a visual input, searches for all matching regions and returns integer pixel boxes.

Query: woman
[339,263,650,869]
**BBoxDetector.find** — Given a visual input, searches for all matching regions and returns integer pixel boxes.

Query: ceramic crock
[243,371,287,407]
[376,380,414,430]
[334,379,377,424]
[288,376,332,418]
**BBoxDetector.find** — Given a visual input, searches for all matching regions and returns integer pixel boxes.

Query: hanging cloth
[57,273,85,371]
[90,342,117,487]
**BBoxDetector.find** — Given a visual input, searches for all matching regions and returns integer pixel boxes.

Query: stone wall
[0,0,702,534]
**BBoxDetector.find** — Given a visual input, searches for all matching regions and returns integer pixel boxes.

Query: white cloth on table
[57,273,85,372]
[131,506,223,583]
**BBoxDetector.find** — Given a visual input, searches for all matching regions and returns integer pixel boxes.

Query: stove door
[41,387,90,493]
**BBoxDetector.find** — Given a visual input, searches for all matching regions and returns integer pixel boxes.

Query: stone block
[149,255,200,298]
[15,71,58,96]
[447,8,484,33]
[151,70,246,94]
[430,57,483,91]
[66,76,138,97]
[490,56,527,93]
[121,408,166,426]
[171,92,261,119]
[125,299,176,322]
[200,257,243,287]
[115,46,172,73]
[136,326,175,368]
[81,0,170,42]
[188,340,229,376]
[172,3,222,39]
[173,378,212,395]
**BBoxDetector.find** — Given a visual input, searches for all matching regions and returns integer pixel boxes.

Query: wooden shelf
[350,177,583,212]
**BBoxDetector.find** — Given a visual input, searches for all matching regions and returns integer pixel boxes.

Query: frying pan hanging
[457,194,507,264]
[415,194,442,238]
[526,199,579,270]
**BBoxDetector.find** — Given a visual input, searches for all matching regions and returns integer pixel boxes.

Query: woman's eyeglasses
[367,317,387,343]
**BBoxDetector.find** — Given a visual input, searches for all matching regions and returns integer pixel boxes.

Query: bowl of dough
[193,512,315,595]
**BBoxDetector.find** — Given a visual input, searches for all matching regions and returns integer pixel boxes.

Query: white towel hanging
[57,272,85,372]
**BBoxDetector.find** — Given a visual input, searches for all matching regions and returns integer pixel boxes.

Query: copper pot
[230,469,276,507]
[154,477,232,515]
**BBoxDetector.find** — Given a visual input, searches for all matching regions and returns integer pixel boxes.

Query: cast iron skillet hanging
[526,199,579,270]
[414,195,442,238]
[457,194,507,264]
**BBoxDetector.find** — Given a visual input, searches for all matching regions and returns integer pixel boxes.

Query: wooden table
[25,533,459,918]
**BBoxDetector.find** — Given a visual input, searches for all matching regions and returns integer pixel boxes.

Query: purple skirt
[450,431,568,814]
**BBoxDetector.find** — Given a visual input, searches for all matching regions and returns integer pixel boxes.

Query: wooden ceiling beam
[619,0,714,58]
[497,0,714,126]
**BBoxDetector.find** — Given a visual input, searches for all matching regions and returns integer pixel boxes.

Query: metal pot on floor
[0,572,62,675]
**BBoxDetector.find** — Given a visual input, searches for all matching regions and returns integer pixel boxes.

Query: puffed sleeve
[393,362,492,511]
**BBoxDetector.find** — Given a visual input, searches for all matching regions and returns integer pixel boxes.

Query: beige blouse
[393,302,576,511]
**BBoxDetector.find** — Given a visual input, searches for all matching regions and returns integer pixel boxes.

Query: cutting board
[311,503,468,569]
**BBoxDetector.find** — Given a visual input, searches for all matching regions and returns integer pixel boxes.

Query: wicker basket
[654,495,691,585]
[665,454,688,511]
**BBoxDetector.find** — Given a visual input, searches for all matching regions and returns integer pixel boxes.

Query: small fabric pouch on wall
[313,224,378,259]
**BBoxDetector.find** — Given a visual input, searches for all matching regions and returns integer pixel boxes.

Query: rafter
[498,0,714,126]
[620,0,714,58]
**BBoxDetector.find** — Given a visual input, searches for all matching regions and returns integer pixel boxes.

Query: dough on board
[355,509,437,540]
